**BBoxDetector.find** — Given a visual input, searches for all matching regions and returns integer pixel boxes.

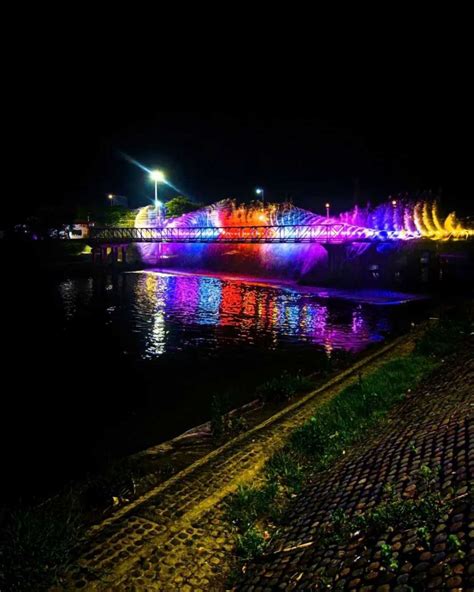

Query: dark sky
[6,97,472,222]
[4,7,472,224]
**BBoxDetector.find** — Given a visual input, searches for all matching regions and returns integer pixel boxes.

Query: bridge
[89,223,404,245]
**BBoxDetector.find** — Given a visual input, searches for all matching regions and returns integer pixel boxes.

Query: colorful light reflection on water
[4,269,428,501]
[117,271,397,360]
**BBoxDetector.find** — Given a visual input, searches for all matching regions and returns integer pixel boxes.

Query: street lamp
[392,199,398,207]
[150,170,166,224]
[108,193,130,207]
[155,199,164,224]
[325,202,331,219]
[256,188,265,207]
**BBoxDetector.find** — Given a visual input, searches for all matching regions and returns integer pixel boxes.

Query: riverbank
[3,311,465,591]
[0,306,471,590]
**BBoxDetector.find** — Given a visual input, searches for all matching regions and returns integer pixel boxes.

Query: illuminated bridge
[89,223,404,245]
[86,200,474,285]
[88,199,473,275]
[89,198,473,247]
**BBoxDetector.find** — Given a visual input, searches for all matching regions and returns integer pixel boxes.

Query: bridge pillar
[92,246,108,265]
[91,244,129,266]
[110,246,119,266]
[325,243,347,278]
[91,246,101,265]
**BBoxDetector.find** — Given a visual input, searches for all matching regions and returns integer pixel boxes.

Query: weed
[256,371,313,403]
[227,483,278,531]
[380,542,399,570]
[210,395,249,442]
[448,534,466,559]
[235,526,268,560]
[210,393,230,441]
[415,318,470,358]
[265,451,305,491]
[84,459,139,509]
[416,526,431,544]
[226,415,249,438]
[0,493,84,591]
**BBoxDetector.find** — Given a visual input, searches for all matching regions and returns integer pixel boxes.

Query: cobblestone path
[62,336,416,591]
[238,342,474,591]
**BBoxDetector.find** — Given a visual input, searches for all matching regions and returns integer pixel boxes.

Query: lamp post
[150,170,166,225]
[108,194,129,207]
[150,170,166,264]
[155,200,164,224]
[391,199,398,232]
[256,188,265,207]
[325,202,331,219]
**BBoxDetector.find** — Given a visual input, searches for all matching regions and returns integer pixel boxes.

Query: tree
[165,196,202,218]
[96,206,136,227]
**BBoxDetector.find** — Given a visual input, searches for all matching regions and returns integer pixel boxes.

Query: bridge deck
[89,224,386,245]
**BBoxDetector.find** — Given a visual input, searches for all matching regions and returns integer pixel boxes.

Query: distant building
[68,221,92,239]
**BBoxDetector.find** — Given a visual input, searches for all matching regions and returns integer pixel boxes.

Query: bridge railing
[89,224,378,244]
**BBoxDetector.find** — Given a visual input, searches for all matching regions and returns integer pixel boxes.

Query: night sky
[7,99,472,222]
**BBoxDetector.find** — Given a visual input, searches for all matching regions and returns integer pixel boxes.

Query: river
[1,269,429,502]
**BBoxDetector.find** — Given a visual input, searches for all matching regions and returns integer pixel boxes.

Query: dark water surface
[1,269,429,502]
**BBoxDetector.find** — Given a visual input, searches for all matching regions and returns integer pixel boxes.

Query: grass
[0,493,84,592]
[226,315,471,562]
[235,527,268,560]
[414,316,471,358]
[255,371,314,403]
[0,455,159,592]
[210,370,313,442]
[210,393,249,442]
[265,451,305,491]
[327,465,447,541]
[288,354,434,468]
[226,482,279,531]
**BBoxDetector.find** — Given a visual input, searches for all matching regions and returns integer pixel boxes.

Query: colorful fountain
[132,198,473,277]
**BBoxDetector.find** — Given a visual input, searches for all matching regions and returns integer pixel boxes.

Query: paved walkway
[238,342,474,590]
[62,336,416,591]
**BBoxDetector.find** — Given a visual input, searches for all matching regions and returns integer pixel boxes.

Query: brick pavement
[238,342,474,591]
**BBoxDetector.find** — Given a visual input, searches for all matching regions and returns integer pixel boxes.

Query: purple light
[133,198,473,273]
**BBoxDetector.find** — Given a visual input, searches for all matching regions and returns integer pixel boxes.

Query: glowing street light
[325,202,331,219]
[150,170,166,184]
[392,199,398,207]
[256,187,265,206]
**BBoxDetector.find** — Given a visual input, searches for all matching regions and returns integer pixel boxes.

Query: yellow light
[108,194,114,199]
[150,170,166,183]
[325,203,330,208]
